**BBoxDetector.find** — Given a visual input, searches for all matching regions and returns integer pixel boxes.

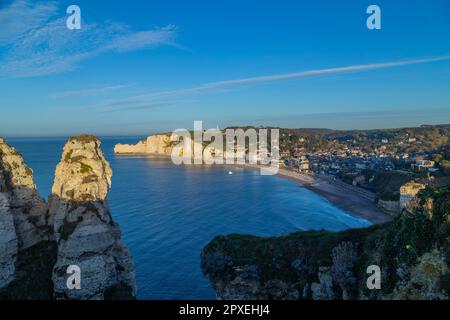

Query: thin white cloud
[106,25,177,53]
[96,55,450,108]
[101,102,176,113]
[51,84,132,99]
[0,1,177,77]
[0,0,57,44]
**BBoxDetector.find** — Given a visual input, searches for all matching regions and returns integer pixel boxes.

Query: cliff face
[400,181,427,212]
[114,140,147,154]
[201,186,450,300]
[114,134,172,155]
[49,136,135,299]
[0,139,50,250]
[145,134,173,155]
[114,134,209,159]
[0,136,136,300]
[0,138,50,289]
[0,193,17,288]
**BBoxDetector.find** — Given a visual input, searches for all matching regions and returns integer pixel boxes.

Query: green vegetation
[82,174,98,184]
[441,160,450,176]
[202,186,450,299]
[68,134,98,144]
[203,226,382,283]
[24,167,33,176]
[79,162,93,174]
[64,149,73,162]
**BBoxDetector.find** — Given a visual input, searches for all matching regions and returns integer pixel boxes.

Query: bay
[6,136,370,300]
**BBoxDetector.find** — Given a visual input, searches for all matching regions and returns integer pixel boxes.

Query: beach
[240,163,393,224]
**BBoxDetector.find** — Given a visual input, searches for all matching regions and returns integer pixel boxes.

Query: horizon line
[2,123,449,139]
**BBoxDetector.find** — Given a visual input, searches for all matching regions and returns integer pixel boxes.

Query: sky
[0,0,449,137]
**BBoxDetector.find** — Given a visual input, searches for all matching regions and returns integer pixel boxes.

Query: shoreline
[239,163,392,224]
[114,152,393,224]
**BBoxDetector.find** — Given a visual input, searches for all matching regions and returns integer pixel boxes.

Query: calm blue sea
[6,137,370,300]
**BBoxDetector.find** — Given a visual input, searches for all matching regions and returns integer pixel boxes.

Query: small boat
[228,171,233,175]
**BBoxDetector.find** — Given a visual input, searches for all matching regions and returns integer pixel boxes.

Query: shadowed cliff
[0,136,136,300]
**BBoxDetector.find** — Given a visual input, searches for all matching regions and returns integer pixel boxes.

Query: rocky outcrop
[51,136,112,201]
[387,249,448,300]
[400,181,426,212]
[0,136,136,300]
[0,139,50,250]
[145,134,173,155]
[310,267,335,300]
[200,255,301,300]
[0,138,50,290]
[202,186,449,300]
[49,135,136,299]
[0,193,17,288]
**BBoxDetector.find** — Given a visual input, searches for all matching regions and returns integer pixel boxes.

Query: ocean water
[6,137,370,300]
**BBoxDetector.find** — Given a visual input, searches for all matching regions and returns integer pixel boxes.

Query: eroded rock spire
[49,135,136,299]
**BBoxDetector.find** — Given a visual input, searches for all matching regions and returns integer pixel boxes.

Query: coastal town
[277,124,450,216]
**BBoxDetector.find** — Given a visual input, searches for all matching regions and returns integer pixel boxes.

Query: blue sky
[0,0,449,136]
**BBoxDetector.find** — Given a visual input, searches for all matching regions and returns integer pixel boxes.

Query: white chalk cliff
[115,134,172,155]
[114,133,222,163]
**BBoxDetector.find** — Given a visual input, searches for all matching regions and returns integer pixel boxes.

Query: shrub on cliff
[361,185,449,296]
[331,242,358,299]
[388,249,448,300]
[202,186,449,300]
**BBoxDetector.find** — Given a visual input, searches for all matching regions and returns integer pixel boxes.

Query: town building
[411,160,435,172]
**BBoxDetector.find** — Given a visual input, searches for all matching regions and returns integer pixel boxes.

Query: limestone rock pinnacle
[49,135,136,299]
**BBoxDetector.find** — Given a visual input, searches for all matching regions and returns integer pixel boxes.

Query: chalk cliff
[115,134,172,155]
[0,136,136,300]
[50,135,135,299]
[114,133,214,160]
[114,140,147,154]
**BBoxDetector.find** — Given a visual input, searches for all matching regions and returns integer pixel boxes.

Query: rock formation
[49,135,136,299]
[0,193,17,288]
[0,138,50,289]
[0,136,136,300]
[0,139,50,250]
[310,267,335,300]
[115,134,172,155]
[400,181,427,212]
[114,133,213,160]
[114,140,147,154]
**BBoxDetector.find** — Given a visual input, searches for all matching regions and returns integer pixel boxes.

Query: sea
[5,136,370,300]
